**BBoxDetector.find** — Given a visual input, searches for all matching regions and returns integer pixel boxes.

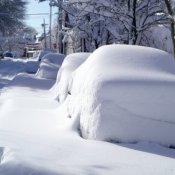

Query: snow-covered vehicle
[36,53,65,80]
[38,49,57,61]
[1,45,175,175]
[53,52,91,102]
[68,44,175,146]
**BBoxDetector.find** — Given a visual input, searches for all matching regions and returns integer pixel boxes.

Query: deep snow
[53,52,91,102]
[69,45,175,146]
[0,46,175,175]
[36,53,65,80]
[0,58,39,89]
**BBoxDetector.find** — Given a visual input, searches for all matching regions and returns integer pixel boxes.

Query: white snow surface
[69,44,175,146]
[53,52,91,102]
[0,58,39,89]
[36,53,65,80]
[37,49,57,61]
[0,46,175,175]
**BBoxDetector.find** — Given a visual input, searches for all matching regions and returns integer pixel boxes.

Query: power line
[26,13,49,16]
[0,13,50,16]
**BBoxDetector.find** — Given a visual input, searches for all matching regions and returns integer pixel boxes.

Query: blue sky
[25,0,57,34]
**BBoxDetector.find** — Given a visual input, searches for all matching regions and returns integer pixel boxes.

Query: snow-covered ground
[0,46,175,175]
[0,57,39,89]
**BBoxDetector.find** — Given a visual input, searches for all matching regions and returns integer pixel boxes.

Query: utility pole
[38,0,53,49]
[42,19,47,49]
[49,1,52,49]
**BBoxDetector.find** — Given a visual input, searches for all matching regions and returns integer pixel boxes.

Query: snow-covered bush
[53,52,91,102]
[36,53,65,80]
[68,44,175,146]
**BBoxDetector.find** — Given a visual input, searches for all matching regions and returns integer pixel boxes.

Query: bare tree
[48,0,174,53]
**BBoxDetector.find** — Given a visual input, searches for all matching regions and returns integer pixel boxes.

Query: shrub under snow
[68,44,175,146]
[36,53,65,80]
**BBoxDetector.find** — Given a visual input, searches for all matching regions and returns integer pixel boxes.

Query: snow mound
[53,52,91,102]
[41,53,65,65]
[38,49,57,61]
[68,44,175,146]
[0,58,26,79]
[0,58,39,79]
[25,60,40,74]
[36,53,65,80]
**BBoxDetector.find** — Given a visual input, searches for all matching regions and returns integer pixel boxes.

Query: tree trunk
[58,0,63,54]
[129,0,137,45]
[164,0,175,57]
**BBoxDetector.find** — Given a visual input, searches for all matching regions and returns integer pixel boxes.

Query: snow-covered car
[38,49,57,61]
[52,52,91,102]
[36,53,65,80]
[68,44,175,146]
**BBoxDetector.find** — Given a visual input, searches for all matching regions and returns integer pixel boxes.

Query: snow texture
[0,46,175,175]
[0,57,39,88]
[37,49,57,61]
[53,52,91,102]
[69,44,175,146]
[36,53,65,80]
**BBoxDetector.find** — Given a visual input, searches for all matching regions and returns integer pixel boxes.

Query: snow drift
[1,46,175,175]
[0,58,28,78]
[0,58,39,88]
[68,44,175,146]
[36,53,65,80]
[53,52,91,102]
[37,49,57,61]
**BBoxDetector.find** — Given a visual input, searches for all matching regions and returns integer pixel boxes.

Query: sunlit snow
[0,45,175,175]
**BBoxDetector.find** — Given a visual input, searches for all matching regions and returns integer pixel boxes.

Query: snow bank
[0,57,39,89]
[1,45,175,175]
[0,58,26,79]
[25,60,40,74]
[68,44,175,146]
[36,53,65,80]
[38,49,57,61]
[0,58,39,79]
[53,53,91,102]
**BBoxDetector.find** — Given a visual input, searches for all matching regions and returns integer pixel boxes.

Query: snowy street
[0,45,175,175]
[1,0,175,174]
[0,78,175,175]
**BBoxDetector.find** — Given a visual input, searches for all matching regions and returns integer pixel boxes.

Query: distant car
[4,52,13,58]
